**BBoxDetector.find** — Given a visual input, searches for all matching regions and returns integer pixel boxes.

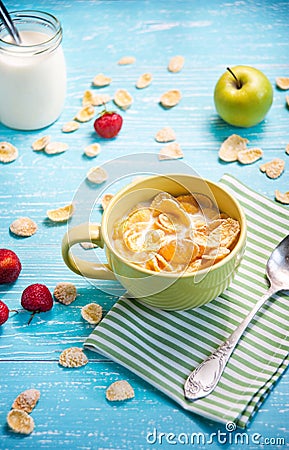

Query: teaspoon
[0,0,21,45]
[184,234,289,401]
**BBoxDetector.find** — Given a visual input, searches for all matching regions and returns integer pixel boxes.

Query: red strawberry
[94,110,123,138]
[0,249,22,284]
[21,283,53,325]
[0,300,9,325]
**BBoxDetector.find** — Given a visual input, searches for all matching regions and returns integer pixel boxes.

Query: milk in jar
[0,11,66,130]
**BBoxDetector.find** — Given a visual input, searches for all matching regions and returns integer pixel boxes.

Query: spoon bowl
[266,235,289,291]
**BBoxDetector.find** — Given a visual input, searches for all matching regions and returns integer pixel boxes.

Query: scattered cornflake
[31,135,51,151]
[59,347,88,368]
[158,142,183,160]
[80,242,98,250]
[275,190,289,204]
[82,90,94,106]
[12,389,40,414]
[218,134,249,162]
[260,158,285,179]
[62,121,79,133]
[10,217,38,237]
[92,93,111,106]
[237,147,263,165]
[101,193,114,210]
[87,166,108,184]
[0,141,18,163]
[75,105,95,122]
[106,380,135,402]
[81,302,102,325]
[155,126,176,143]
[54,282,77,305]
[114,89,133,110]
[47,204,74,222]
[84,143,101,158]
[83,90,110,107]
[276,77,289,90]
[118,56,136,65]
[7,409,34,435]
[168,55,185,73]
[136,73,153,89]
[44,142,69,155]
[92,73,112,87]
[286,144,289,155]
[160,89,181,108]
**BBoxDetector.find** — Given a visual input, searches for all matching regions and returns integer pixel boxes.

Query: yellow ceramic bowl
[62,174,247,310]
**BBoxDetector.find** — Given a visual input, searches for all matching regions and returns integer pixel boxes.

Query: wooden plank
[0,361,288,449]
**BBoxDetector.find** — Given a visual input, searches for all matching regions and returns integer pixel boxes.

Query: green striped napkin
[84,174,289,428]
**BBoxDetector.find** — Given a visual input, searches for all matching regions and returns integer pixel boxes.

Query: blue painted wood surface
[0,0,289,448]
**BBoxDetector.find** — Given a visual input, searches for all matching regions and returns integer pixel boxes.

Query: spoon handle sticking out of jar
[0,0,21,44]
[184,286,277,401]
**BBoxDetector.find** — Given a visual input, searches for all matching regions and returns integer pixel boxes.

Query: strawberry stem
[27,311,38,325]
[97,105,116,118]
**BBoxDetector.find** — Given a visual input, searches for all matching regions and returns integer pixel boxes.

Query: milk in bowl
[0,11,66,130]
[111,191,241,275]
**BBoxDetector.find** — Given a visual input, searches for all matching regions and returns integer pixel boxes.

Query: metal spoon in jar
[184,234,289,401]
[0,0,21,45]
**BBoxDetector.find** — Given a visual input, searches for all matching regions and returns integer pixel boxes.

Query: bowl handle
[61,222,116,280]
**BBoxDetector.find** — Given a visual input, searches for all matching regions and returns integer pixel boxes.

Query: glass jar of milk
[0,11,66,130]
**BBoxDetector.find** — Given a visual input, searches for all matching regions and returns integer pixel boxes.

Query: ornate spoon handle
[184,287,276,401]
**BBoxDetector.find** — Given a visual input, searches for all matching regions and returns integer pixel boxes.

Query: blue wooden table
[1,0,289,448]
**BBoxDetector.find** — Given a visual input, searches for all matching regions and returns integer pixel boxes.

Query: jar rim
[0,10,62,51]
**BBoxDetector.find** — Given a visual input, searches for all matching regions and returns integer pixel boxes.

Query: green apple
[214,66,273,127]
